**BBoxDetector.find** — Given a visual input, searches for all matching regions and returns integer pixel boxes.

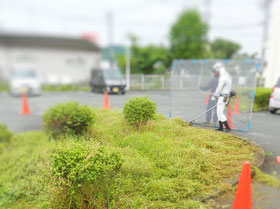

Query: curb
[199,135,265,203]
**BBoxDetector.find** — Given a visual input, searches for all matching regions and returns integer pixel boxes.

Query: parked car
[269,78,280,114]
[10,63,41,96]
[90,68,126,94]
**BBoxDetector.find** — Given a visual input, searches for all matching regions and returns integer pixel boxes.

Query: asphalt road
[0,90,279,208]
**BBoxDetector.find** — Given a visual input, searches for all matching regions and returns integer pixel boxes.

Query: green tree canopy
[169,9,208,59]
[116,10,243,74]
[133,45,171,74]
[117,35,172,74]
[210,38,241,59]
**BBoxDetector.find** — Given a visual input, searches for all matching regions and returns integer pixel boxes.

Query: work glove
[211,96,218,101]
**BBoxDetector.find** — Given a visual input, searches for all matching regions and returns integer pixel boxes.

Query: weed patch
[0,123,13,143]
[253,167,280,188]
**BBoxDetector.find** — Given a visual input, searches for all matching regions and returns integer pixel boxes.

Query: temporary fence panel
[130,74,171,90]
[169,60,259,131]
[40,74,171,91]
[130,74,143,90]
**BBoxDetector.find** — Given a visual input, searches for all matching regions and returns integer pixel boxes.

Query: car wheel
[270,109,277,114]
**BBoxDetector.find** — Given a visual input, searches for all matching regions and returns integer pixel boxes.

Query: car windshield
[103,69,123,80]
[12,70,36,79]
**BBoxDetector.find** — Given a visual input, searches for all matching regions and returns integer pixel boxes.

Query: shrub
[43,102,95,137]
[253,88,272,112]
[0,123,13,143]
[51,143,123,208]
[123,97,156,127]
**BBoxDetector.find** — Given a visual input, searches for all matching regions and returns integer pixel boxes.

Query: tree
[169,9,208,59]
[116,35,172,74]
[210,38,241,59]
[232,52,258,60]
[133,45,171,74]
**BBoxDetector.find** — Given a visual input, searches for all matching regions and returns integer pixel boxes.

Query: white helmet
[212,62,224,72]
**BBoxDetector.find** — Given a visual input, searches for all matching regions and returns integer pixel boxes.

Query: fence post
[161,75,165,89]
[141,74,145,90]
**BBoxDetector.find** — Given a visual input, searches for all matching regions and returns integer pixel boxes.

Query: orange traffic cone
[21,93,31,115]
[103,91,110,110]
[232,161,252,209]
[233,96,240,115]
[204,91,210,105]
[227,103,234,129]
[276,156,280,164]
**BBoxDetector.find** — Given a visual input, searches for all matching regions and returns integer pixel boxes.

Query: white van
[269,78,280,114]
[10,63,41,96]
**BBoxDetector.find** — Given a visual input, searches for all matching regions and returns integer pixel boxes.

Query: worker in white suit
[211,62,232,132]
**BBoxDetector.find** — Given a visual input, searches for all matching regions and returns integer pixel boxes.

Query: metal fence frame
[130,74,171,90]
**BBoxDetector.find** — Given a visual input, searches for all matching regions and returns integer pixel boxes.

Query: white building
[263,0,280,87]
[0,33,101,84]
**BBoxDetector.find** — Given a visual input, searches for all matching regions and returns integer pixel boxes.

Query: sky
[0,0,265,55]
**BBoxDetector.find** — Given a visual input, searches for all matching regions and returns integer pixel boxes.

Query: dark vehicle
[90,68,126,94]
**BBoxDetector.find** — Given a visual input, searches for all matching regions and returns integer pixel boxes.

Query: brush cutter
[187,91,237,126]
[188,103,217,126]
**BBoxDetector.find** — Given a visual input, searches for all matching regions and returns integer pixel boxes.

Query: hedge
[253,88,272,112]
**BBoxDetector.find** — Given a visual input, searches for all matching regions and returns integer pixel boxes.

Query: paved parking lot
[0,90,279,208]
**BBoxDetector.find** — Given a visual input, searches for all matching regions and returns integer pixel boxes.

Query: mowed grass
[0,109,257,208]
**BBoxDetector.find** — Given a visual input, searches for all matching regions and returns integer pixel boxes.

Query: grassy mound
[0,109,257,208]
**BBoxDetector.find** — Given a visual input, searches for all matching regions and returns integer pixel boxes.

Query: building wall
[0,45,100,84]
[0,45,9,80]
[263,0,280,87]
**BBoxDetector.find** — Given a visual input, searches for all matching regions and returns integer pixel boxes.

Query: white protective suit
[213,65,232,122]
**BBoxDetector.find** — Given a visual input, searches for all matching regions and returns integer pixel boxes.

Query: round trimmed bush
[123,97,156,127]
[0,123,13,143]
[51,144,123,208]
[52,144,122,185]
[43,102,96,137]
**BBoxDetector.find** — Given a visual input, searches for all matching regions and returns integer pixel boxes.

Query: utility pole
[259,0,272,70]
[125,43,131,91]
[204,0,212,24]
[204,0,212,51]
[106,11,115,68]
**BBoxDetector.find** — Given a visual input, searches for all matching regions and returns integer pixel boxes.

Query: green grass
[253,167,280,188]
[0,109,257,208]
[42,84,90,92]
[0,81,9,92]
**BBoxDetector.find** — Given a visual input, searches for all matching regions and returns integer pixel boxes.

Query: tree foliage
[116,10,242,74]
[210,38,241,59]
[117,35,171,74]
[169,9,208,59]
